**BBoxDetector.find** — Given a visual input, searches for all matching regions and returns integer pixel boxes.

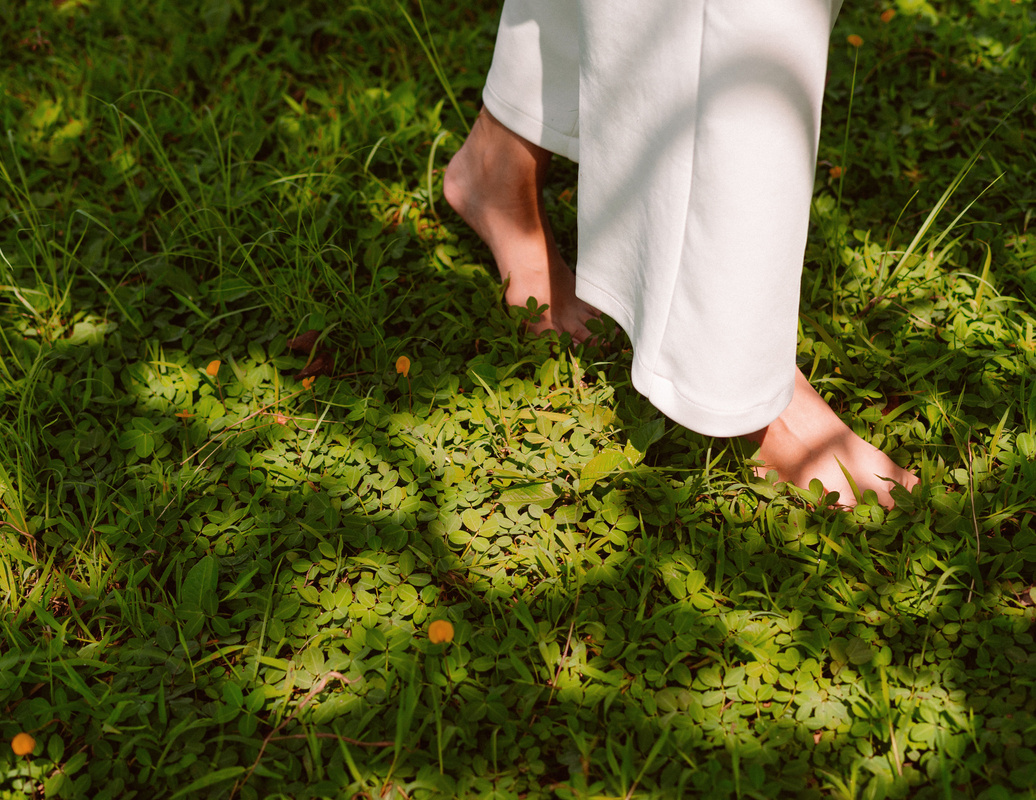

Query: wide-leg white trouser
[483,0,842,437]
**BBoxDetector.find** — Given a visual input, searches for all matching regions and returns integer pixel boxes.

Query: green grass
[2,0,1035,798]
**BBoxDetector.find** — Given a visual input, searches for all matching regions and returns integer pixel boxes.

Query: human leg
[572,0,916,504]
[444,109,598,342]
[444,0,597,341]
[574,0,835,434]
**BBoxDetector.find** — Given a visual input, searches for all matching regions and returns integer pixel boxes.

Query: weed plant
[1,0,1035,798]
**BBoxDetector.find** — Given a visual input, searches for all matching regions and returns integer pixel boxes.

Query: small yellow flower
[395,355,411,378]
[302,376,315,390]
[206,359,221,377]
[428,619,454,644]
[847,34,864,48]
[11,732,35,757]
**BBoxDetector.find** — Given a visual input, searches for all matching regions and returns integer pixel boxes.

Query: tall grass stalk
[395,0,471,135]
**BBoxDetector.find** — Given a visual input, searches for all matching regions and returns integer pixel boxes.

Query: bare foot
[744,370,919,508]
[444,108,600,342]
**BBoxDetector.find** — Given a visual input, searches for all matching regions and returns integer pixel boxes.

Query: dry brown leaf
[296,351,334,380]
[287,330,321,354]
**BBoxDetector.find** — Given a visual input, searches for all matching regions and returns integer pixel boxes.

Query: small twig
[178,389,308,467]
[230,671,354,799]
[156,389,310,520]
[0,519,31,537]
[852,293,890,319]
[883,695,904,776]
[0,516,36,560]
[546,590,581,708]
[546,617,577,708]
[965,437,981,604]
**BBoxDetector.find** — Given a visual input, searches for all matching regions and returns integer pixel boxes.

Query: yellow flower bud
[11,732,35,757]
[428,619,454,644]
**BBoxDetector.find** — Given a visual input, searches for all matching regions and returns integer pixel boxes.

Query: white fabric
[483,0,842,437]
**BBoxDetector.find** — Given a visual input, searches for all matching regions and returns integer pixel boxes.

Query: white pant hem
[483,83,580,163]
[576,276,795,438]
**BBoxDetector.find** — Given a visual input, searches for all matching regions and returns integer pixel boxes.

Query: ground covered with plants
[2,0,1035,798]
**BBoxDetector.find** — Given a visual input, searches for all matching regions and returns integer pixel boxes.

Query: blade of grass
[395,0,471,134]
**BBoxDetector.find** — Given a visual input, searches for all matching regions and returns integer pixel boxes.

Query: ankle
[742,426,767,445]
[443,147,472,219]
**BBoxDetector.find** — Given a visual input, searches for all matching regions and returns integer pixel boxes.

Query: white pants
[483,0,842,437]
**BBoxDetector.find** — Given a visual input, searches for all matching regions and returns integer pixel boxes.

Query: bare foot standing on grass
[445,109,600,343]
[745,370,920,508]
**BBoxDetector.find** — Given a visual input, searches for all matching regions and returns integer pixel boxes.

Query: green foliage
[2,0,1035,798]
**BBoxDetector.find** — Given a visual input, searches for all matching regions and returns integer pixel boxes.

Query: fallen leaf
[296,350,334,380]
[287,330,321,354]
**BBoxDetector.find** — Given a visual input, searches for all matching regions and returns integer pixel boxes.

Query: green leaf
[498,482,557,507]
[169,767,246,799]
[301,647,326,673]
[223,682,244,708]
[118,428,156,458]
[44,772,66,797]
[554,504,582,526]
[182,556,219,615]
[686,569,706,596]
[846,637,875,665]
[626,418,666,464]
[245,689,266,714]
[909,722,937,747]
[64,751,88,775]
[580,449,631,489]
[461,508,482,531]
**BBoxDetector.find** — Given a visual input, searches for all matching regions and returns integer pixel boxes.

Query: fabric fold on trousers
[484,0,840,437]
